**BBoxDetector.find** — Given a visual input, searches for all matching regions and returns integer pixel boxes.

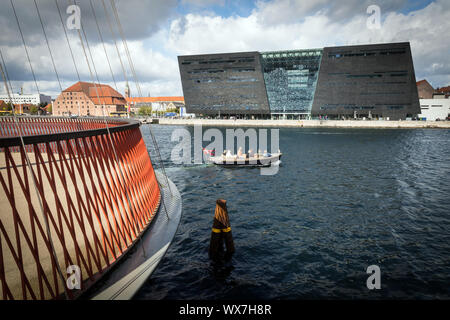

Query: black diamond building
[178,42,420,120]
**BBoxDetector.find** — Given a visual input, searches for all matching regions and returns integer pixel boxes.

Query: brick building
[416,79,435,99]
[435,85,450,98]
[53,81,127,116]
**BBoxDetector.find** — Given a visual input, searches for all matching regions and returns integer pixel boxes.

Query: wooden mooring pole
[209,199,235,261]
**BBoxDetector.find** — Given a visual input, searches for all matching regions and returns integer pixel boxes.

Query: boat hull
[83,171,182,300]
[209,153,282,167]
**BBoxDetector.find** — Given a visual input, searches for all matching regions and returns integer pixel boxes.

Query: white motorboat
[208,151,282,167]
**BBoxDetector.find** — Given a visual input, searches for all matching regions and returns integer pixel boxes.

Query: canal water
[136,125,450,299]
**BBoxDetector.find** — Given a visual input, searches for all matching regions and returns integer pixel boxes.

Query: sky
[0,0,449,99]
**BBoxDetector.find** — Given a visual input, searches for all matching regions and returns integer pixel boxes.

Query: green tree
[166,107,179,114]
[30,105,39,115]
[138,105,152,116]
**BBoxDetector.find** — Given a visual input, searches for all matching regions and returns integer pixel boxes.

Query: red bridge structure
[0,116,167,300]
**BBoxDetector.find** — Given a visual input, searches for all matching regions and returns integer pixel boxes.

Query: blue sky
[398,0,434,12]
[0,0,449,97]
[177,0,256,18]
[177,0,435,18]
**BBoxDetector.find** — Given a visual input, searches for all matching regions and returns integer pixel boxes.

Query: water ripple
[135,127,450,299]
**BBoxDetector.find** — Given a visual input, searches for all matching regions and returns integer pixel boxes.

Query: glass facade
[261,49,323,114]
[179,43,419,119]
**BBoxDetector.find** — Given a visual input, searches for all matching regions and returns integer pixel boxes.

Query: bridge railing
[0,116,161,299]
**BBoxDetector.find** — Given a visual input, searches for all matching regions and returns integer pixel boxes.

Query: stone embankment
[156,118,450,129]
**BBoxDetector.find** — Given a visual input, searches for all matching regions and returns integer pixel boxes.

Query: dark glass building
[177,51,270,116]
[178,42,420,120]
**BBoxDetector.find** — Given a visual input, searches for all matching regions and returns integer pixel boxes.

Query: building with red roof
[416,80,450,99]
[0,100,7,111]
[435,85,450,98]
[53,81,127,116]
[0,100,35,114]
[15,104,34,114]
[417,80,450,121]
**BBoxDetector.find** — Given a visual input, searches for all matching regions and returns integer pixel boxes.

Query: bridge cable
[60,0,137,253]
[71,0,146,242]
[0,50,16,99]
[54,0,80,82]
[88,0,155,253]
[100,0,129,93]
[35,0,105,292]
[9,0,40,95]
[9,0,70,299]
[108,0,173,199]
[108,0,173,220]
[88,1,169,258]
[100,0,171,221]
[55,0,83,115]
[109,0,140,96]
[34,0,63,92]
[0,47,69,299]
[89,0,118,92]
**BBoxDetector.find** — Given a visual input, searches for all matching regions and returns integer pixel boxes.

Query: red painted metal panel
[0,117,160,299]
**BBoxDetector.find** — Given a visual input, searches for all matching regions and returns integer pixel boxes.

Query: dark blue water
[135,125,450,299]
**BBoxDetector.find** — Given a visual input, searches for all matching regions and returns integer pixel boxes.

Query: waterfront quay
[157,118,450,128]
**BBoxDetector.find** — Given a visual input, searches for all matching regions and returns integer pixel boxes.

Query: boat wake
[272,160,282,166]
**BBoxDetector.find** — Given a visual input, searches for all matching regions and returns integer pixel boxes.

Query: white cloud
[1,32,180,97]
[253,0,407,26]
[181,0,225,7]
[1,0,449,98]
[167,0,450,87]
[0,0,177,46]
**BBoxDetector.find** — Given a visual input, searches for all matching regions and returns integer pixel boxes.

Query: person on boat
[263,150,271,157]
[248,149,254,157]
[237,147,243,157]
[226,149,233,157]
